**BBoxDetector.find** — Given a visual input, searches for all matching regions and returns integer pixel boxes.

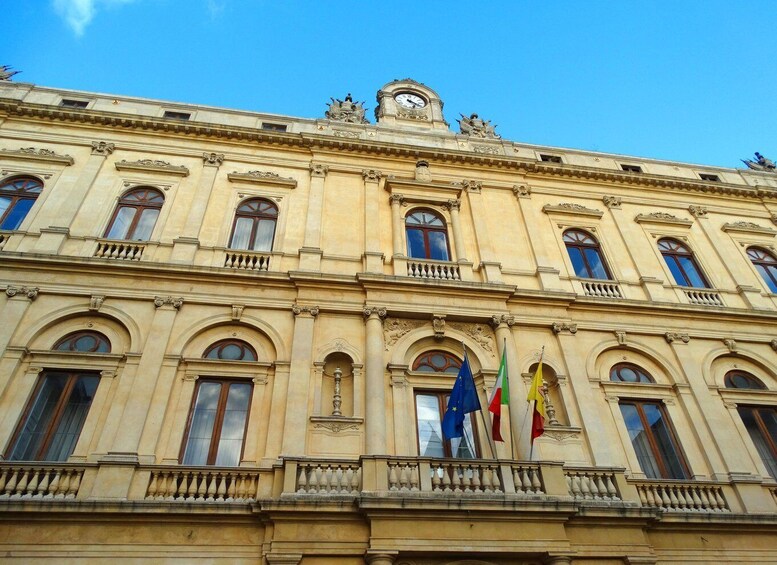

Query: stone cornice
[542,202,604,218]
[2,100,774,202]
[227,170,297,188]
[115,159,189,177]
[634,212,694,227]
[721,221,776,236]
[0,146,74,166]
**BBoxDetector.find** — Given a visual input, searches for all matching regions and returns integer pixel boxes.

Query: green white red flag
[487,349,509,442]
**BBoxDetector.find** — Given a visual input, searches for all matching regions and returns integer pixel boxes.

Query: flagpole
[466,341,498,461]
[503,337,517,461]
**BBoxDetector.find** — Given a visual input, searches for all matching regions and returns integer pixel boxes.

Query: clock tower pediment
[375,79,449,130]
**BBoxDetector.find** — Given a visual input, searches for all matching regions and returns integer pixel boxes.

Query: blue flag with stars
[441,351,481,440]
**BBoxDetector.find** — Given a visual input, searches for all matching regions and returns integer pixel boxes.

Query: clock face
[395,93,427,109]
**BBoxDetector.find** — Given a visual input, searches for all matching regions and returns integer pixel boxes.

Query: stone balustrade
[581,280,623,299]
[564,467,621,501]
[407,258,461,280]
[429,460,503,494]
[295,461,362,494]
[94,239,146,261]
[0,463,87,500]
[633,479,730,512]
[0,231,8,251]
[224,249,271,271]
[683,288,724,306]
[144,467,261,503]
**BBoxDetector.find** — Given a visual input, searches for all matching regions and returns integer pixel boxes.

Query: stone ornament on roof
[457,113,500,139]
[325,93,369,124]
[0,65,20,81]
[742,152,776,173]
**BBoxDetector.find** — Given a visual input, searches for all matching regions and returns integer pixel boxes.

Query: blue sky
[3,1,776,169]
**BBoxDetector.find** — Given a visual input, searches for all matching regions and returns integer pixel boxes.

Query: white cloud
[53,0,136,37]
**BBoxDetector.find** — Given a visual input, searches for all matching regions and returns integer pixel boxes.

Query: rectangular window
[737,406,777,479]
[414,392,477,458]
[7,372,99,461]
[163,110,191,120]
[261,123,287,132]
[60,99,89,109]
[182,379,252,466]
[621,164,643,173]
[539,154,562,163]
[619,401,688,479]
[699,173,720,182]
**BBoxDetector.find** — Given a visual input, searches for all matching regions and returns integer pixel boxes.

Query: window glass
[182,381,221,465]
[230,217,253,249]
[405,210,450,260]
[658,238,708,288]
[665,257,688,286]
[0,177,43,230]
[133,208,160,241]
[412,351,461,373]
[427,231,450,261]
[105,207,136,239]
[104,188,164,241]
[1,198,35,230]
[619,401,688,479]
[748,248,777,293]
[406,229,426,258]
[678,256,705,287]
[416,394,445,457]
[563,229,610,280]
[737,407,777,479]
[214,382,251,466]
[54,331,111,353]
[584,247,608,279]
[203,340,257,361]
[610,364,653,383]
[252,219,275,252]
[0,196,10,219]
[725,371,766,390]
[228,199,277,252]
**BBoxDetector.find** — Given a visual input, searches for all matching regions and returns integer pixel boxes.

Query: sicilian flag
[526,354,546,442]
[487,349,509,442]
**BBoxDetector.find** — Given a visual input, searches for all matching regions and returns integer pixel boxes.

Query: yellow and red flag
[526,354,546,442]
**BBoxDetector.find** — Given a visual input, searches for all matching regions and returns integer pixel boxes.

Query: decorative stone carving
[665,332,690,344]
[542,428,580,442]
[292,304,320,317]
[325,93,369,124]
[742,152,776,173]
[363,306,387,320]
[472,144,502,155]
[771,338,777,352]
[634,212,693,226]
[603,195,622,208]
[388,194,405,206]
[513,184,531,198]
[415,160,432,182]
[0,65,20,81]
[154,296,183,309]
[313,420,359,433]
[396,109,429,121]
[332,130,360,139]
[231,304,244,321]
[452,179,482,193]
[91,141,115,156]
[89,295,104,311]
[551,322,577,335]
[490,314,516,328]
[432,315,446,341]
[723,338,737,353]
[115,159,189,176]
[309,163,329,177]
[442,199,461,211]
[0,147,74,166]
[449,322,495,355]
[542,203,604,218]
[227,170,297,188]
[457,113,500,139]
[721,221,776,235]
[5,286,38,300]
[615,330,626,345]
[202,152,224,166]
[384,318,421,350]
[362,169,382,182]
[688,205,708,218]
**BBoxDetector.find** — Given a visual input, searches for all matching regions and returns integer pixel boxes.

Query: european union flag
[441,352,481,440]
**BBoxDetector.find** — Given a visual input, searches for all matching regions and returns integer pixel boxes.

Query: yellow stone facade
[0,78,776,564]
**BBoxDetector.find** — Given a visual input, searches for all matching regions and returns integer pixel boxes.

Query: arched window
[413,350,477,459]
[563,229,610,279]
[405,210,450,261]
[747,247,777,293]
[619,400,689,479]
[725,370,766,390]
[203,339,257,361]
[104,187,164,241]
[0,176,43,230]
[658,238,709,288]
[725,371,776,478]
[229,198,278,252]
[610,363,654,384]
[54,331,111,353]
[412,350,461,374]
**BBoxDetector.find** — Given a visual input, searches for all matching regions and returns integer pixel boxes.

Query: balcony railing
[94,240,146,261]
[581,280,623,299]
[632,479,730,512]
[407,259,461,281]
[0,463,87,500]
[0,231,9,251]
[224,249,271,272]
[564,467,622,501]
[683,288,724,307]
[295,461,362,494]
[144,466,261,503]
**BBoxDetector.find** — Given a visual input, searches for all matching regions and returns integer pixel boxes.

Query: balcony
[580,279,623,299]
[682,287,724,306]
[0,462,90,500]
[406,258,461,281]
[224,249,271,271]
[94,239,146,261]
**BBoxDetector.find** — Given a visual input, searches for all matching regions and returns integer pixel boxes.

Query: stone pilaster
[389,194,404,257]
[299,163,329,271]
[364,306,387,455]
[0,286,38,358]
[363,169,384,273]
[490,314,525,458]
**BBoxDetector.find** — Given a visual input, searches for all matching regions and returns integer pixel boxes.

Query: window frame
[734,404,777,479]
[610,363,655,384]
[404,208,452,261]
[747,247,777,294]
[657,237,710,288]
[5,370,101,462]
[562,228,612,280]
[0,176,44,231]
[413,389,480,459]
[179,377,254,467]
[104,187,165,241]
[228,197,279,252]
[53,330,112,353]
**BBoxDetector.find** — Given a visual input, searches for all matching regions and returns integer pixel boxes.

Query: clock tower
[375,79,449,131]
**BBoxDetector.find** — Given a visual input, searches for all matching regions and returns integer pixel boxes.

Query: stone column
[241,374,268,465]
[365,552,398,565]
[264,361,290,463]
[512,184,563,291]
[280,305,319,455]
[544,556,573,565]
[362,169,384,273]
[364,306,387,455]
[445,199,467,262]
[69,369,116,461]
[0,286,38,362]
[299,163,328,271]
[389,194,404,257]
[107,296,182,460]
[463,181,501,282]
[33,141,115,253]
[171,152,224,263]
[491,314,527,459]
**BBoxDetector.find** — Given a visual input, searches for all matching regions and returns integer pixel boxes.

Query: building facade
[0,77,776,564]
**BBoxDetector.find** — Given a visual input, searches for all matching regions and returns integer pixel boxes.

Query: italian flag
[527,355,546,442]
[487,349,509,442]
